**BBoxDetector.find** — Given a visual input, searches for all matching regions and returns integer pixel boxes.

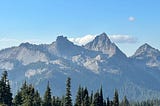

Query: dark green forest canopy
[0,71,160,106]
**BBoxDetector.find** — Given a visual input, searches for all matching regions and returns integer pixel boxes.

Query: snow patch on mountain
[0,61,14,70]
[25,68,46,78]
[0,33,160,101]
[16,47,48,65]
[107,69,120,74]
[83,58,99,74]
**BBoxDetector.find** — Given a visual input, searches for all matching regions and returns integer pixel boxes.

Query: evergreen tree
[22,95,33,106]
[52,96,62,106]
[22,84,35,106]
[61,95,65,106]
[13,90,23,106]
[5,80,12,106]
[65,77,72,106]
[113,89,119,106]
[0,78,4,104]
[84,88,89,106]
[110,101,113,106]
[20,81,28,104]
[93,91,100,106]
[103,100,107,106]
[43,81,52,106]
[120,96,129,106]
[13,81,42,106]
[0,71,12,106]
[99,86,103,106]
[52,96,56,106]
[107,97,110,106]
[55,97,62,106]
[90,91,93,106]
[74,86,82,106]
[33,90,41,106]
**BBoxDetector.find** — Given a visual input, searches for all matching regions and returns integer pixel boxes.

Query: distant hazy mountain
[0,33,160,101]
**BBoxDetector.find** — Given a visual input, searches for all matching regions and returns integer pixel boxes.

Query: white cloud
[69,35,96,45]
[0,34,137,50]
[69,34,137,45]
[110,35,137,43]
[128,16,135,22]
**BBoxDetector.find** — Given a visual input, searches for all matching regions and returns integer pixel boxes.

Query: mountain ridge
[0,33,160,101]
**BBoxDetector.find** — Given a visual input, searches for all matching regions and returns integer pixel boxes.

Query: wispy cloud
[128,16,135,22]
[110,35,137,43]
[0,34,137,50]
[69,34,137,45]
[69,35,96,45]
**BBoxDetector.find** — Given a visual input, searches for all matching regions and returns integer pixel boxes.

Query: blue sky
[0,0,160,56]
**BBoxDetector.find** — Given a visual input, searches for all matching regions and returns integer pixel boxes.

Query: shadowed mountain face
[0,33,160,101]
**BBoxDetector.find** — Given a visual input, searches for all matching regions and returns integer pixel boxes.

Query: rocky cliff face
[0,33,160,101]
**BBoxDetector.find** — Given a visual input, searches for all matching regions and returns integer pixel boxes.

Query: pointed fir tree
[93,91,100,106]
[55,97,62,106]
[84,87,89,106]
[90,91,94,106]
[52,96,56,106]
[107,97,110,106]
[22,84,35,106]
[74,86,82,106]
[33,90,41,106]
[0,71,12,106]
[103,100,107,106]
[5,80,13,106]
[61,95,66,106]
[99,86,104,106]
[120,96,129,106]
[43,81,52,106]
[21,80,28,104]
[113,89,119,106]
[65,77,72,106]
[13,90,23,106]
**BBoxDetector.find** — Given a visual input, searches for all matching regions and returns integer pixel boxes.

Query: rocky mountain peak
[92,32,111,46]
[55,36,74,47]
[133,43,160,57]
[139,43,153,50]
[19,42,32,47]
[48,35,84,58]
[84,33,126,58]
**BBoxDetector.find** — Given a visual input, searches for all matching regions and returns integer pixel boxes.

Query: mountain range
[0,32,160,101]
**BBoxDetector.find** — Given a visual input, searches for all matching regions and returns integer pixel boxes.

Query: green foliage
[99,86,103,106]
[43,82,52,106]
[74,86,90,106]
[65,77,72,106]
[0,72,160,106]
[107,97,110,106]
[120,96,130,106]
[13,81,41,106]
[113,89,119,106]
[52,96,62,106]
[93,91,100,106]
[13,90,22,106]
[33,90,42,106]
[0,71,12,106]
[74,86,82,106]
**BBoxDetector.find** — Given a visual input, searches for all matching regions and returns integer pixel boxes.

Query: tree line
[0,71,160,106]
